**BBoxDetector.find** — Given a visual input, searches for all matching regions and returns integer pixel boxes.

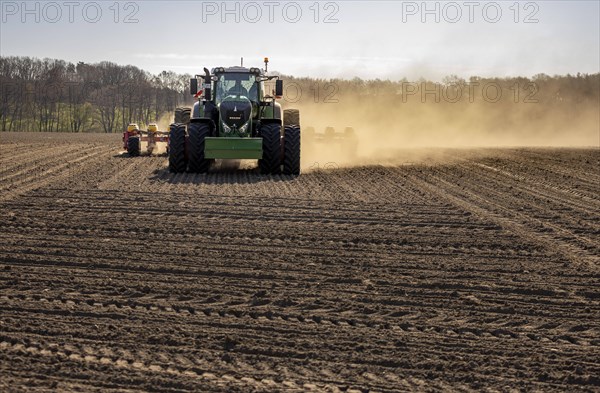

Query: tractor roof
[212,66,263,75]
[224,66,248,73]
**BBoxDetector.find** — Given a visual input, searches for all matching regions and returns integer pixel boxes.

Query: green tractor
[168,58,301,175]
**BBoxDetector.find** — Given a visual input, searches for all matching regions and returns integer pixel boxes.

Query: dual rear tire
[282,109,301,176]
[259,123,282,175]
[174,107,191,124]
[168,123,187,173]
[168,122,212,173]
[187,122,211,173]
[258,122,301,175]
[283,126,300,175]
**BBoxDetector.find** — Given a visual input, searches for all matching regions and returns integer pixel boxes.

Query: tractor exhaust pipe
[203,68,212,100]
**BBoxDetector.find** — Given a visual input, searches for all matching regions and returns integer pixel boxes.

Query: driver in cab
[227,79,248,97]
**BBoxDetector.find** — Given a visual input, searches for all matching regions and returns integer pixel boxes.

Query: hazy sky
[1,1,598,80]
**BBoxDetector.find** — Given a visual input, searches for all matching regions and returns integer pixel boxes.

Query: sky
[1,0,599,80]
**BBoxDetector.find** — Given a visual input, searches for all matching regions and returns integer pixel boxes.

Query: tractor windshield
[216,73,259,103]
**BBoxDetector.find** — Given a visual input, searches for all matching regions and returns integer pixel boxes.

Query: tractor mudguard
[259,118,282,126]
[192,101,202,118]
[190,117,216,137]
[190,117,215,126]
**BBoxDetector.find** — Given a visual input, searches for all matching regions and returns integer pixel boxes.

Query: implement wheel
[127,136,141,157]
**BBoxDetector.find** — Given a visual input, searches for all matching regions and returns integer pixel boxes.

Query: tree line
[278,72,599,107]
[1,55,598,134]
[0,56,190,133]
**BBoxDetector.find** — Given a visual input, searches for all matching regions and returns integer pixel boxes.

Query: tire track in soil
[0,145,114,203]
[1,291,598,347]
[461,163,600,253]
[0,143,73,168]
[468,161,600,215]
[406,163,599,270]
[0,339,309,392]
[0,145,99,185]
[477,148,600,199]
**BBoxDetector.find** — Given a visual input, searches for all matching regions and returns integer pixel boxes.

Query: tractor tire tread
[188,122,211,173]
[283,126,301,175]
[259,123,282,175]
[127,136,141,157]
[283,109,300,127]
[175,107,191,125]
[169,123,187,173]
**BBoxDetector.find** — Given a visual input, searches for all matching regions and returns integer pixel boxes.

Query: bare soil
[0,132,599,392]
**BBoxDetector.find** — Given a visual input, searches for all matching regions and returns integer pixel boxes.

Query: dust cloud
[293,94,599,170]
[156,112,175,132]
[151,80,599,170]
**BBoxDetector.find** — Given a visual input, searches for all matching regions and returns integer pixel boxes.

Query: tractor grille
[220,100,251,128]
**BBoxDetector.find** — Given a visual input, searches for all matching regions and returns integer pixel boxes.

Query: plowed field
[1,132,599,392]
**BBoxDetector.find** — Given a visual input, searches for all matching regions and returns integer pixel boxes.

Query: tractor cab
[214,67,262,103]
[190,65,281,138]
[210,67,264,138]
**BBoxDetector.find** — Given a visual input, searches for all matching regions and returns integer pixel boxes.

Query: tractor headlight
[222,123,232,134]
[239,121,249,134]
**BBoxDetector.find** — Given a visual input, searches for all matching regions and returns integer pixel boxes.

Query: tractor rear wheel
[174,107,191,125]
[169,123,187,173]
[283,126,300,175]
[259,122,282,175]
[283,109,300,127]
[127,136,141,157]
[187,122,211,173]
